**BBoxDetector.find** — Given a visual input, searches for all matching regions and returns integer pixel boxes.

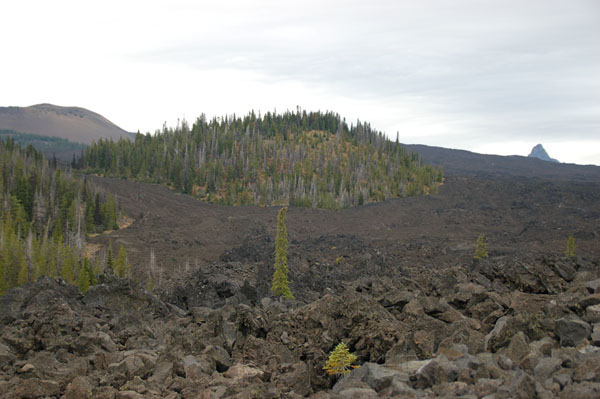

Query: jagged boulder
[332,362,412,395]
[63,376,93,399]
[556,318,592,347]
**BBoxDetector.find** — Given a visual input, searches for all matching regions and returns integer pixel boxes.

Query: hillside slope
[82,111,442,209]
[0,104,132,145]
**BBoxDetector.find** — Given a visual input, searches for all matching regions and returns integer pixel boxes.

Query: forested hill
[0,139,121,295]
[81,110,442,209]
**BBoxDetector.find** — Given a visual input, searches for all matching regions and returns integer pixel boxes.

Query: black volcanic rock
[528,144,559,163]
[2,255,600,398]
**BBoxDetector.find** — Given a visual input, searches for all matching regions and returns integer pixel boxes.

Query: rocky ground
[1,252,600,398]
[1,157,600,398]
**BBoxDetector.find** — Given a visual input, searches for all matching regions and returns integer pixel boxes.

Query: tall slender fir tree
[272,207,294,299]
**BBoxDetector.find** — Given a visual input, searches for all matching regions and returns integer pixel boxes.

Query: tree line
[0,138,125,295]
[80,109,443,210]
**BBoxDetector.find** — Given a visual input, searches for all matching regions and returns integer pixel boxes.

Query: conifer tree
[93,258,102,281]
[565,236,576,258]
[48,256,57,278]
[323,342,359,376]
[85,202,95,234]
[146,273,154,291]
[106,241,114,274]
[78,265,90,293]
[17,257,28,286]
[0,256,6,295]
[60,247,74,283]
[83,258,98,286]
[474,234,488,260]
[115,245,129,278]
[272,207,293,299]
[34,240,47,279]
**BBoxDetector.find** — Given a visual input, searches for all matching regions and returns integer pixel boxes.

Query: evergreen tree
[323,342,359,376]
[83,257,98,286]
[94,193,103,226]
[0,256,6,295]
[565,236,576,258]
[272,207,293,299]
[48,256,57,278]
[85,201,95,234]
[106,241,114,274]
[17,256,28,286]
[474,234,488,260]
[60,247,74,283]
[146,273,154,291]
[115,245,129,278]
[78,264,91,293]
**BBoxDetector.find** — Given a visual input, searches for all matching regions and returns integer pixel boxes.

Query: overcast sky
[2,0,599,165]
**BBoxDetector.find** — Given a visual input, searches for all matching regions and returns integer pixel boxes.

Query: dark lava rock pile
[1,254,600,398]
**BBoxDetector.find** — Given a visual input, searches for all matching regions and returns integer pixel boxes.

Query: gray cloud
[137,0,600,157]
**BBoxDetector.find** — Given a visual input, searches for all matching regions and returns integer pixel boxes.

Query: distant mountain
[402,144,600,183]
[0,104,133,145]
[528,144,559,163]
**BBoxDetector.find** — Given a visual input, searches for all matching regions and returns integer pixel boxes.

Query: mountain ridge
[403,143,600,182]
[0,103,133,145]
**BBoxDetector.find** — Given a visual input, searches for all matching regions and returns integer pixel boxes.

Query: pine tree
[85,201,95,234]
[146,273,154,291]
[60,247,74,283]
[78,265,91,293]
[271,207,293,299]
[565,236,576,258]
[474,234,488,260]
[93,258,102,281]
[323,342,359,376]
[0,255,6,295]
[84,258,98,286]
[106,241,114,274]
[94,193,103,227]
[48,256,57,277]
[115,245,129,278]
[17,256,28,286]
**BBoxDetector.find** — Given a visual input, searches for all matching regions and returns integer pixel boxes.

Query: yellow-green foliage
[324,342,359,376]
[474,234,488,260]
[17,257,28,286]
[272,207,294,299]
[78,266,90,293]
[115,245,130,278]
[146,273,155,291]
[565,236,575,258]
